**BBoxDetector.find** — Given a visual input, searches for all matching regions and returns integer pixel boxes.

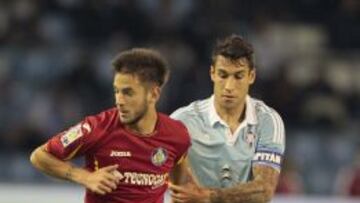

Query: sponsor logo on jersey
[151,147,168,166]
[82,123,91,133]
[110,150,132,157]
[61,122,91,148]
[253,151,282,166]
[112,170,168,189]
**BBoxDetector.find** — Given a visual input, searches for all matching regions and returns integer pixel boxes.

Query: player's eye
[122,88,134,96]
[218,71,228,79]
[234,73,245,80]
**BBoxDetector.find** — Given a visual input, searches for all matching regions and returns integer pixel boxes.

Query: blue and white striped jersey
[171,95,285,188]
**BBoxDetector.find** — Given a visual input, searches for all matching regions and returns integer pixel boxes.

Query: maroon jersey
[46,108,191,203]
[349,168,360,196]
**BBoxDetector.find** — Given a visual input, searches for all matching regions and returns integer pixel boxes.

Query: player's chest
[190,125,258,159]
[91,133,177,173]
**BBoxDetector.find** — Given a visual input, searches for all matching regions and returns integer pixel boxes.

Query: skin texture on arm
[170,159,186,185]
[170,158,197,185]
[30,144,120,195]
[170,158,213,203]
[170,158,210,203]
[170,165,279,203]
[210,165,279,203]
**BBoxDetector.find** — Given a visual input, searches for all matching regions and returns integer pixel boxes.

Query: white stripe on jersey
[269,112,280,144]
[196,100,210,112]
[256,101,284,144]
[273,112,284,144]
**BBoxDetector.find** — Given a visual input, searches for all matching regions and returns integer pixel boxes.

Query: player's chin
[119,117,133,124]
[221,99,235,106]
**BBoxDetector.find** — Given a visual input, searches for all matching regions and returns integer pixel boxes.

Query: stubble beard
[122,100,148,126]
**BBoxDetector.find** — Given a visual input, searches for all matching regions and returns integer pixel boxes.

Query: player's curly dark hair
[211,34,255,69]
[112,48,169,87]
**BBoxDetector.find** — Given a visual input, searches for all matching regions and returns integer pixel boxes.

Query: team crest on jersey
[60,122,91,148]
[151,147,168,166]
[243,125,256,148]
[243,132,256,148]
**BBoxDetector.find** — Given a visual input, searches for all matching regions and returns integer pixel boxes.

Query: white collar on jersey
[208,95,258,127]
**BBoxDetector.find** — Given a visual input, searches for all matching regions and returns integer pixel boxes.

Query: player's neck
[215,101,246,128]
[126,108,158,136]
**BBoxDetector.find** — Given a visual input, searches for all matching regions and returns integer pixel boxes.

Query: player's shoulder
[158,113,191,143]
[170,97,211,120]
[250,97,284,126]
[56,108,118,147]
[159,113,188,132]
[84,107,118,128]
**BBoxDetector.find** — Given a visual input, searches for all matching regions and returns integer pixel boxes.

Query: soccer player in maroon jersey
[30,48,191,203]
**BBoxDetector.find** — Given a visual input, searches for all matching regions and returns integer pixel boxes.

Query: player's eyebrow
[234,70,246,75]
[217,69,229,74]
[122,87,132,92]
[217,68,246,75]
[113,85,132,91]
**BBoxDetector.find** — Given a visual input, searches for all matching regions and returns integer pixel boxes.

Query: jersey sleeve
[46,116,99,160]
[252,111,285,172]
[174,121,192,165]
[170,107,188,122]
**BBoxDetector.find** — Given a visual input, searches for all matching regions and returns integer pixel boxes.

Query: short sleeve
[46,116,98,160]
[170,106,197,136]
[252,111,285,171]
[174,122,191,165]
[170,107,188,122]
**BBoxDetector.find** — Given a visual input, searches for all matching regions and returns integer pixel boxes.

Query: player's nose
[224,77,236,91]
[115,93,126,105]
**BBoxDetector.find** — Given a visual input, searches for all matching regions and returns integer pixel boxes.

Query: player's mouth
[120,110,129,114]
[222,94,236,99]
[118,108,130,116]
[221,95,237,104]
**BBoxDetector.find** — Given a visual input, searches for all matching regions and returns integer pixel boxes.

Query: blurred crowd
[0,0,359,196]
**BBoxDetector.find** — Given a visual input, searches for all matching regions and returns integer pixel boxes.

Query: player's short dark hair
[112,48,169,87]
[211,34,255,69]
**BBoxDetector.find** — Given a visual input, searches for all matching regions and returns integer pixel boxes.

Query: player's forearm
[170,163,184,185]
[170,158,193,185]
[209,166,278,203]
[30,145,90,185]
[210,179,273,203]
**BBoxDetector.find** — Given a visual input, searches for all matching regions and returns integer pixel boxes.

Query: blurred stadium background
[0,0,359,202]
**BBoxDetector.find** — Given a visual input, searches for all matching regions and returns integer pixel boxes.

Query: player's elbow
[30,148,39,166]
[262,190,272,203]
[246,181,275,203]
[30,146,43,169]
[260,183,275,203]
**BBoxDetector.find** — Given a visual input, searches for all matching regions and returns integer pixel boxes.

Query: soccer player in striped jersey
[169,35,285,203]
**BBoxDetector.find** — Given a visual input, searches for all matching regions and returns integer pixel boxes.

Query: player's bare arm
[169,158,206,203]
[30,144,120,195]
[170,165,279,203]
[209,165,279,203]
[170,157,196,185]
[169,158,209,203]
[169,160,186,185]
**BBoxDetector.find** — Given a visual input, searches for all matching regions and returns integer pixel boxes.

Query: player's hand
[82,164,120,195]
[169,182,211,203]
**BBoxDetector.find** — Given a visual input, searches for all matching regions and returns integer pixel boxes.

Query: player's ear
[249,68,256,85]
[148,84,161,103]
[210,66,216,82]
